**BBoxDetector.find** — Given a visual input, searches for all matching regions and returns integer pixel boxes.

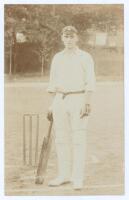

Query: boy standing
[47,26,95,190]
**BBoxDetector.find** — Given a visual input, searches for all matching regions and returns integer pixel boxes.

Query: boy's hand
[80,103,91,118]
[47,111,53,121]
[47,106,53,121]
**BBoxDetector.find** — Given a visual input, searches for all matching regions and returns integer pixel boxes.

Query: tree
[4,4,123,74]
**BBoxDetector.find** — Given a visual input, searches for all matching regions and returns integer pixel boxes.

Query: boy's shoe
[48,177,71,186]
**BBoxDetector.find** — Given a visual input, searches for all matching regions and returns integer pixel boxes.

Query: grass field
[4,80,124,196]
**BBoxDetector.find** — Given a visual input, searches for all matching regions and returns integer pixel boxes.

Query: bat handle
[48,120,53,137]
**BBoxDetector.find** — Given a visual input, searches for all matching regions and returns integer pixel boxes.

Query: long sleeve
[47,55,57,93]
[83,53,96,92]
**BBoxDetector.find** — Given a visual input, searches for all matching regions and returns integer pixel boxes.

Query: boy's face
[61,33,78,49]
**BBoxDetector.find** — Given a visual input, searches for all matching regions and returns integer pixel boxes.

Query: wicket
[23,114,39,166]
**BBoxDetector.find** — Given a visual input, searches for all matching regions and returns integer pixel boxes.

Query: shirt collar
[62,46,81,55]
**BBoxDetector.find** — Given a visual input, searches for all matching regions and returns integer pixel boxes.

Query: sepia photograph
[4,3,124,196]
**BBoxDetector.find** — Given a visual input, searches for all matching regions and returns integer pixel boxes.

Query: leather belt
[57,90,85,99]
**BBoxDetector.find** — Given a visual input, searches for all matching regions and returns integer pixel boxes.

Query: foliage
[4,4,123,74]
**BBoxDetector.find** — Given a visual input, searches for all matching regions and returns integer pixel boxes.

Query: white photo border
[0,0,129,200]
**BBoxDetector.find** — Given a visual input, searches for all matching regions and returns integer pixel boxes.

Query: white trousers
[52,93,89,185]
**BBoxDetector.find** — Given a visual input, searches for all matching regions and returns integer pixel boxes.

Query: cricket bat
[35,120,53,184]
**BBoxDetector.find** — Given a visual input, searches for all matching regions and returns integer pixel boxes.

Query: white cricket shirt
[47,47,96,93]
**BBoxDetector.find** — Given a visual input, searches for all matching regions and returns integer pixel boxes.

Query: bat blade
[35,121,53,184]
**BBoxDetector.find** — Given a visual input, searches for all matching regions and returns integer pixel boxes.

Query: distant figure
[47,26,96,190]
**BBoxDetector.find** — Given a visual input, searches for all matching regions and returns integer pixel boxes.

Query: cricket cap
[62,26,78,36]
